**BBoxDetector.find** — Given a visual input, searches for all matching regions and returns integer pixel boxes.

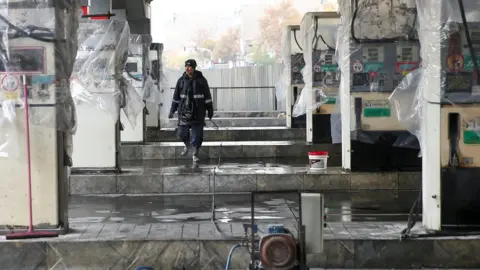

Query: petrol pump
[146,42,163,129]
[0,1,79,231]
[282,25,305,129]
[121,34,152,144]
[337,0,421,171]
[413,0,480,232]
[71,18,142,172]
[293,12,340,143]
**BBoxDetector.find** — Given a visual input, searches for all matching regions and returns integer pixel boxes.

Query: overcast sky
[150,0,338,50]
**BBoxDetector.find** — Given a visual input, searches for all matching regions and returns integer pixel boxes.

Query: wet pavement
[69,191,420,225]
[120,157,311,174]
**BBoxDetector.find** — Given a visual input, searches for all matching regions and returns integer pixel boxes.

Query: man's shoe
[180,145,189,156]
[192,148,200,162]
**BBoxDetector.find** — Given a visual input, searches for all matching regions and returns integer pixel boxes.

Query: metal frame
[421,2,445,231]
[302,12,341,144]
[284,24,302,129]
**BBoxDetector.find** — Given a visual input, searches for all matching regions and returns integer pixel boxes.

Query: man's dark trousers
[177,124,204,148]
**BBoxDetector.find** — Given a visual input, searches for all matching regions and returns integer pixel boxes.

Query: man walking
[168,59,214,162]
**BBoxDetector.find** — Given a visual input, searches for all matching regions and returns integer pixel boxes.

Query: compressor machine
[225,192,325,270]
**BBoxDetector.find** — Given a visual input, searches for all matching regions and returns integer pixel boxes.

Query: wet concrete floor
[69,191,421,225]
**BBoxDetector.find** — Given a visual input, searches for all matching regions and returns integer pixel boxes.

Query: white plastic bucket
[308,151,329,171]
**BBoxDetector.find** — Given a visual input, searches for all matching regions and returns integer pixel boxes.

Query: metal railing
[169,86,278,111]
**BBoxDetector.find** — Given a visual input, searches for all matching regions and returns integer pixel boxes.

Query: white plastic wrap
[71,20,143,129]
[0,1,80,158]
[388,68,424,153]
[389,0,480,157]
[125,34,155,102]
[276,25,304,102]
[347,0,418,41]
[275,27,291,103]
[335,0,420,147]
[293,13,339,117]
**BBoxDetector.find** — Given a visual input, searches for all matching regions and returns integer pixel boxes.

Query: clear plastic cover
[389,0,480,157]
[293,13,340,117]
[0,1,81,158]
[125,34,155,102]
[275,27,292,104]
[71,20,144,130]
[276,26,304,102]
[336,0,420,148]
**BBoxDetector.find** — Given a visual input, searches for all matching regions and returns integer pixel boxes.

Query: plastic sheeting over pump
[276,25,303,103]
[389,0,480,157]
[293,13,340,117]
[125,34,155,102]
[0,1,81,159]
[70,20,144,130]
[335,0,420,148]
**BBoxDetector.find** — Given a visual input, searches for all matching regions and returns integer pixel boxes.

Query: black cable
[458,0,480,84]
[400,189,422,239]
[319,34,335,51]
[124,68,142,82]
[313,17,319,49]
[293,29,303,51]
[312,17,334,51]
[0,14,57,43]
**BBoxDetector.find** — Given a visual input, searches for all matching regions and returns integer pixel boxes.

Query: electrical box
[301,193,324,254]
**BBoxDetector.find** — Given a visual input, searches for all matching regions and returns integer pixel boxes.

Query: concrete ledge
[69,169,421,195]
[147,127,306,142]
[170,111,285,118]
[2,222,479,269]
[165,117,286,128]
[121,141,340,161]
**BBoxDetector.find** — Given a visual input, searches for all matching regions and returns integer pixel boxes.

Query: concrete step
[4,221,472,269]
[164,117,286,128]
[70,159,421,195]
[146,127,305,142]
[121,141,339,161]
[172,111,285,118]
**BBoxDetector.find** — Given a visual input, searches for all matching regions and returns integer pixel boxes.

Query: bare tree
[259,0,302,59]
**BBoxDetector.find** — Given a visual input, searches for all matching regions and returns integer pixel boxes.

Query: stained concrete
[120,140,341,161]
[147,127,306,142]
[165,117,287,128]
[4,193,478,269]
[1,222,479,269]
[68,192,419,224]
[70,160,421,194]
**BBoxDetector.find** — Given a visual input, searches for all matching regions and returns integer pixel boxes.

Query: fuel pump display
[0,1,80,229]
[337,0,420,171]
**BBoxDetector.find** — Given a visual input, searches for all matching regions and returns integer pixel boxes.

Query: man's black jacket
[170,70,213,125]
